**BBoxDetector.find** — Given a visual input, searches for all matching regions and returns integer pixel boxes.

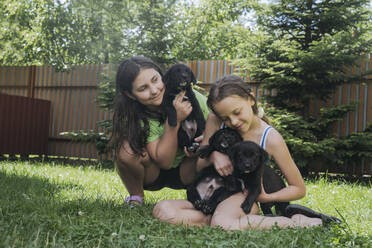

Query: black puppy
[198,128,288,215]
[198,127,243,158]
[162,64,206,152]
[186,166,240,215]
[228,141,289,215]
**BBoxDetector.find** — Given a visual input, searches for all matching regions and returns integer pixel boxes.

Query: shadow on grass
[0,170,156,247]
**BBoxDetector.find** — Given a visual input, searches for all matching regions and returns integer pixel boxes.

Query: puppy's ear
[191,71,197,84]
[163,67,172,84]
[162,73,169,85]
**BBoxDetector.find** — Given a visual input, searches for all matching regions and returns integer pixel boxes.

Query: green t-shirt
[147,90,209,168]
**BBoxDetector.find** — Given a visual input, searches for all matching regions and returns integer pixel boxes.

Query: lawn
[0,160,371,247]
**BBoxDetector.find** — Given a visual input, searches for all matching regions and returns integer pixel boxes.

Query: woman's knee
[153,200,178,222]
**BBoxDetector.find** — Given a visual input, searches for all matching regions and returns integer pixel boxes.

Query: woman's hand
[184,135,203,157]
[211,151,233,177]
[173,91,192,124]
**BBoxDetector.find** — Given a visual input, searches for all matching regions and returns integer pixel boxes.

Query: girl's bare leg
[116,141,160,198]
[153,200,211,227]
[210,193,322,230]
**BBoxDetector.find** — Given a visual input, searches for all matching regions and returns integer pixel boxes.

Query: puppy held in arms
[162,64,206,152]
[186,166,241,215]
[198,128,288,216]
[228,141,288,215]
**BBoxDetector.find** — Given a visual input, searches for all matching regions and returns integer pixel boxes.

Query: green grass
[0,160,371,248]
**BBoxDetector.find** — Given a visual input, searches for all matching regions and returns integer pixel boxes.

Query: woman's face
[213,95,255,135]
[130,68,165,109]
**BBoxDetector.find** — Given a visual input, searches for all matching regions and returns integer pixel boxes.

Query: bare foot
[291,214,322,227]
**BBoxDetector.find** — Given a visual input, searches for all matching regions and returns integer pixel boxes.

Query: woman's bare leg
[116,141,160,198]
[153,199,211,227]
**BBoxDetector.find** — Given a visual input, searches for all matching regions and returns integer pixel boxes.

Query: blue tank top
[259,126,273,151]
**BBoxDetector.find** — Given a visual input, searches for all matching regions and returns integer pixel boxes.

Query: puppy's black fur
[198,128,288,215]
[186,166,240,215]
[198,127,243,158]
[228,141,289,215]
[162,64,206,152]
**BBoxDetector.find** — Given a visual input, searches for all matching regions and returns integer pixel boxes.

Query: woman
[110,56,209,206]
[153,75,326,229]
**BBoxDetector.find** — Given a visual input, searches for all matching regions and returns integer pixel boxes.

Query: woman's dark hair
[110,56,164,156]
[207,75,270,124]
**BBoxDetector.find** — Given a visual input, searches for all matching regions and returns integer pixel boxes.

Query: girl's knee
[210,213,236,230]
[116,142,149,168]
[117,142,136,163]
[153,200,177,222]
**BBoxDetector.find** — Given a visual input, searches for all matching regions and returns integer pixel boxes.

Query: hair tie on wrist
[257,107,264,118]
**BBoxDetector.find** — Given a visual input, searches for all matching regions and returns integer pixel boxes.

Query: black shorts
[144,166,186,191]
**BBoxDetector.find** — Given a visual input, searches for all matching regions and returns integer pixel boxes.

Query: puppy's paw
[241,202,253,214]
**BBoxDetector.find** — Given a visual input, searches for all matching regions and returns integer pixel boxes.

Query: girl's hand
[211,151,233,177]
[173,91,192,123]
[256,182,272,203]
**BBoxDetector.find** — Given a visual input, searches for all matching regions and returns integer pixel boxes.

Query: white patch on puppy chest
[196,177,224,200]
[181,120,197,140]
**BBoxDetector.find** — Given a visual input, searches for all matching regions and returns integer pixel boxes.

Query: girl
[110,56,209,206]
[153,75,325,229]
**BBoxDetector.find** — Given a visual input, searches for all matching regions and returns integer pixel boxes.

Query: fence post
[28,65,36,98]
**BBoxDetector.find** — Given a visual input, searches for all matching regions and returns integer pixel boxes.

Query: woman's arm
[196,113,234,176]
[257,129,306,203]
[146,92,192,170]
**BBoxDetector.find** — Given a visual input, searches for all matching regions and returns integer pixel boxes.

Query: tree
[0,0,100,71]
[237,0,372,170]
[0,0,184,69]
[172,0,257,61]
[68,0,183,66]
[252,0,371,115]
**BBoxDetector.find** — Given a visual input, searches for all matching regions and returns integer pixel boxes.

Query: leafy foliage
[172,0,257,61]
[0,0,100,71]
[235,0,372,171]
[247,0,372,115]
[266,106,372,168]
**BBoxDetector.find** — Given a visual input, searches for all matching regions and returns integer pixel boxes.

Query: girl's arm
[146,92,192,170]
[257,129,306,203]
[196,113,234,176]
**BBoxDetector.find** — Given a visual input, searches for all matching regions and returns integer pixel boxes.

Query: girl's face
[130,68,165,109]
[213,95,256,135]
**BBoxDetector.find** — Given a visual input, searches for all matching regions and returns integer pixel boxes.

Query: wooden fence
[0,94,50,155]
[0,58,371,175]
